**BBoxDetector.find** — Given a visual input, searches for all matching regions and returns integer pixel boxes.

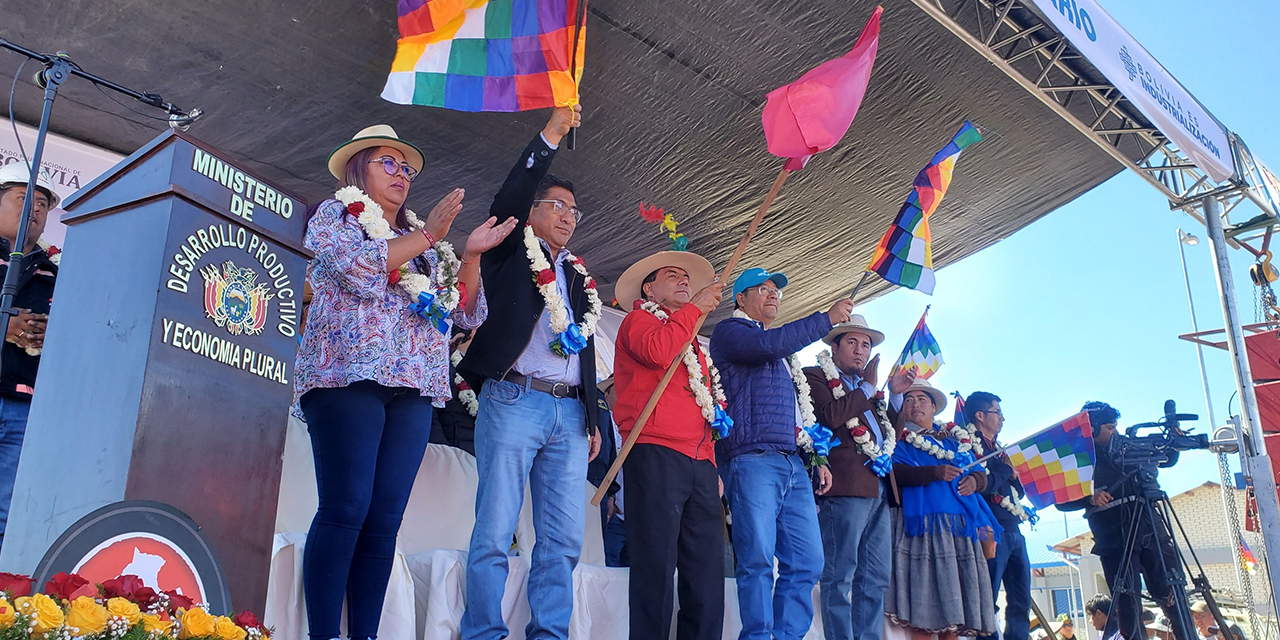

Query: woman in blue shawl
[886,379,999,639]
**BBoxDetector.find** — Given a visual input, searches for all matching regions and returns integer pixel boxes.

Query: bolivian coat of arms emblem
[200,260,273,336]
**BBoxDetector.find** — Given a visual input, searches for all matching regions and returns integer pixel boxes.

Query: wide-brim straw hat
[903,377,948,415]
[823,314,884,347]
[615,251,716,311]
[327,124,425,180]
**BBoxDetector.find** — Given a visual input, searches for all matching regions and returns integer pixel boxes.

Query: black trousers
[1098,539,1191,640]
[624,443,725,640]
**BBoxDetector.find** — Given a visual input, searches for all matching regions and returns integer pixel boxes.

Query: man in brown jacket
[804,317,916,640]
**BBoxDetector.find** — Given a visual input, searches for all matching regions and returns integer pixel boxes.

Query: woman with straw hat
[886,378,1000,640]
[293,124,516,640]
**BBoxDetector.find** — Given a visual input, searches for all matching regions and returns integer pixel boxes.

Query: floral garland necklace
[335,187,461,335]
[523,225,601,357]
[998,486,1033,522]
[815,349,895,475]
[451,350,479,417]
[638,301,732,438]
[903,423,987,470]
[732,310,836,466]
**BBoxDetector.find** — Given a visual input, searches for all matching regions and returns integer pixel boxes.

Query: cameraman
[1061,402,1192,640]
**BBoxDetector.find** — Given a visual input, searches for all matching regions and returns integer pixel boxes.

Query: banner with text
[1026,0,1235,183]
[0,120,123,247]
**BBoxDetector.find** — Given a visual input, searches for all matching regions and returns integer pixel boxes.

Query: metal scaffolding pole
[1203,194,1280,619]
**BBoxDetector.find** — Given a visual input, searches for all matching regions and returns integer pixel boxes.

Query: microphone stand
[0,38,198,380]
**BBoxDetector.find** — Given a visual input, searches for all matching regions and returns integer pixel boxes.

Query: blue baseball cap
[732,267,789,299]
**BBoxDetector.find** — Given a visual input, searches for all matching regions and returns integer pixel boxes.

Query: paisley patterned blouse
[292,199,487,414]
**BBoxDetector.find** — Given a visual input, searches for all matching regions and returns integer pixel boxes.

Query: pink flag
[762,6,882,170]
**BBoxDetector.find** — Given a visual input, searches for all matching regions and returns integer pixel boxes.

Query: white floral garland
[335,186,462,320]
[35,238,59,266]
[815,349,896,460]
[451,350,479,417]
[999,490,1031,522]
[523,225,601,354]
[640,301,727,423]
[903,427,957,461]
[904,423,987,472]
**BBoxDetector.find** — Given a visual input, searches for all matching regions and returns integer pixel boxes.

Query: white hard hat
[0,162,60,207]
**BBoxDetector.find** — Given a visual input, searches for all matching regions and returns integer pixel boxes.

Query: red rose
[45,246,60,257]
[827,379,841,389]
[44,572,89,601]
[0,572,32,598]
[346,201,365,215]
[536,269,556,286]
[101,574,145,600]
[233,610,266,631]
[387,269,401,285]
[165,589,194,613]
[131,585,159,608]
[874,391,886,401]
[584,277,595,288]
[850,426,868,437]
[457,380,470,391]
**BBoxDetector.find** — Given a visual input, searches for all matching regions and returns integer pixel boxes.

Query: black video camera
[1112,400,1210,470]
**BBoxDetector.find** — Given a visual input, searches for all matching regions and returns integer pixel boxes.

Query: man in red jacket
[613,250,725,640]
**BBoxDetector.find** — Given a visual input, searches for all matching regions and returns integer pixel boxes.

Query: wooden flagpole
[591,163,791,506]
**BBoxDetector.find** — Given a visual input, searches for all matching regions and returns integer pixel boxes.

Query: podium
[0,130,309,614]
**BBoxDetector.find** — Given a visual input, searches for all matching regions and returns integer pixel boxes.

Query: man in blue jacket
[710,267,853,640]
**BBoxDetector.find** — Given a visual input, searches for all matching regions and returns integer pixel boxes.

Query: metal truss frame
[910,0,1258,233]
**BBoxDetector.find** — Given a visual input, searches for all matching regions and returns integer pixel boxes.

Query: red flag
[761,6,882,170]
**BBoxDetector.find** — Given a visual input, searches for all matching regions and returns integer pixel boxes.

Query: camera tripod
[1104,477,1233,640]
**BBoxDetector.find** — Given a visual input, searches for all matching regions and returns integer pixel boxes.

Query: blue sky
[796,0,1279,545]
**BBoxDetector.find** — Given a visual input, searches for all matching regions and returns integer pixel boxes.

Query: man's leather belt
[501,371,582,399]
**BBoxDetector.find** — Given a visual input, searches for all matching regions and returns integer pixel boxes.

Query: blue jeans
[0,396,30,552]
[981,527,1031,640]
[817,482,891,640]
[600,505,628,568]
[462,379,587,640]
[300,381,435,640]
[724,450,824,640]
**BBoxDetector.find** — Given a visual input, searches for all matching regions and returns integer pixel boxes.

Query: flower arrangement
[0,572,271,640]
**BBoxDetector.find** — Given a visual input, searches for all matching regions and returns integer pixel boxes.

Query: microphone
[168,108,203,131]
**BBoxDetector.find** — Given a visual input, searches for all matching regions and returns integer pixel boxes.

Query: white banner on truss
[1026,0,1235,183]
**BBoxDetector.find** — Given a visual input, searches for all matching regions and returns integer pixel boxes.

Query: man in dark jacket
[710,267,852,640]
[969,391,1032,640]
[0,162,59,552]
[458,106,603,640]
[1060,402,1192,640]
[805,318,914,640]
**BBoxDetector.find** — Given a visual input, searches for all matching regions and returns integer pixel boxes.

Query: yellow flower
[14,593,64,635]
[0,597,13,627]
[141,611,174,635]
[106,596,142,626]
[178,606,217,638]
[214,615,248,640]
[66,596,110,635]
